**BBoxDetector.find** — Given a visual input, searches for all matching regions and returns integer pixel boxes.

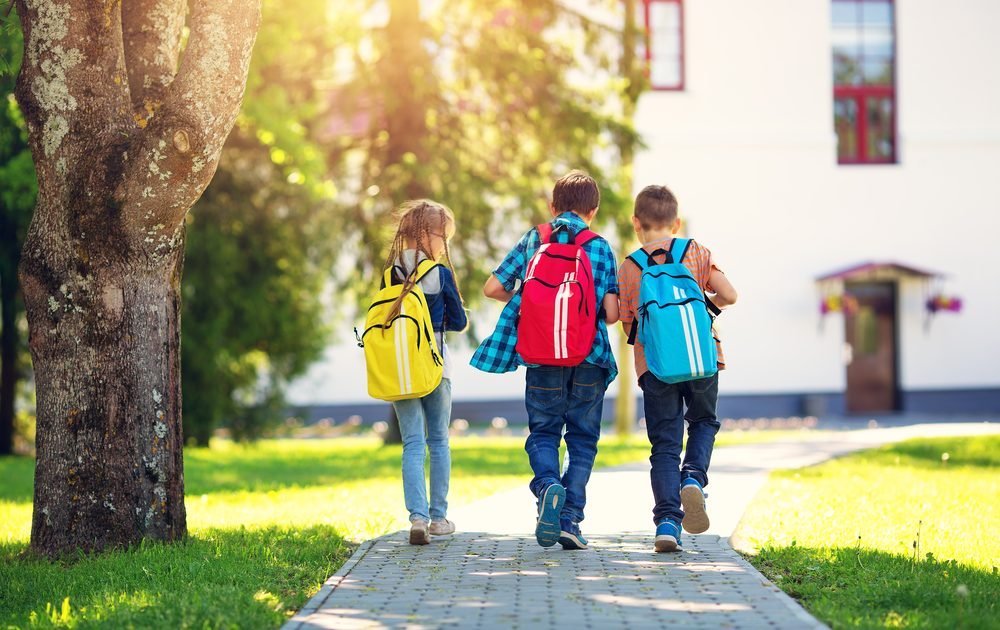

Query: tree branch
[14,0,129,165]
[122,0,186,123]
[119,0,261,252]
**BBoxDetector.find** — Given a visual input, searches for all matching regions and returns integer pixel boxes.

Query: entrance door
[844,282,899,413]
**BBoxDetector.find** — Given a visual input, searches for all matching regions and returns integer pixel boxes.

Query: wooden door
[844,282,899,413]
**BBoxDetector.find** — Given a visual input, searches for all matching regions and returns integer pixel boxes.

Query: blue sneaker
[558,519,588,550]
[680,477,710,534]
[535,483,566,547]
[655,519,682,552]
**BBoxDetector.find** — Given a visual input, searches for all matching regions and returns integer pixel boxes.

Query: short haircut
[552,170,600,215]
[634,185,678,229]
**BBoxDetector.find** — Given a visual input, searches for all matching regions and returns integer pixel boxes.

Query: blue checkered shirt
[471,212,619,386]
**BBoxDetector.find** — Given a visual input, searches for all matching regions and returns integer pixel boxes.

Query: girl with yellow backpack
[357,200,468,544]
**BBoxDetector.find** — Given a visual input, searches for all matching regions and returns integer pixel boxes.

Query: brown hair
[383,199,463,322]
[634,185,679,229]
[552,169,600,215]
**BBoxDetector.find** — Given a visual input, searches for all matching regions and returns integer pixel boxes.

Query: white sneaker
[429,519,456,535]
[409,519,430,545]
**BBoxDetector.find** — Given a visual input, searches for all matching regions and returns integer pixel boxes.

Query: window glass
[647,1,683,89]
[835,98,859,161]
[866,97,895,160]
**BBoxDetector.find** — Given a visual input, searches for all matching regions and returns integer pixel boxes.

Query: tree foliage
[0,10,35,456]
[179,0,346,444]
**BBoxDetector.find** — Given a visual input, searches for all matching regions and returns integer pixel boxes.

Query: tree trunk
[0,273,16,456]
[615,0,644,436]
[15,0,260,557]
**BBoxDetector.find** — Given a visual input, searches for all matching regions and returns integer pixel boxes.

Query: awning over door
[816,261,941,283]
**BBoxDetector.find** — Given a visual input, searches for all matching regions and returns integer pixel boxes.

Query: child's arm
[602,293,619,325]
[483,274,515,303]
[441,269,469,332]
[707,268,738,309]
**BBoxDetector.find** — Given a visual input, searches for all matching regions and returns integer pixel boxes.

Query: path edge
[281,537,379,630]
[719,535,830,629]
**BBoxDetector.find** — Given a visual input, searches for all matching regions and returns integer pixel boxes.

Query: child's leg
[560,363,609,525]
[524,366,570,500]
[422,378,452,522]
[638,373,685,526]
[393,398,430,522]
[680,373,721,487]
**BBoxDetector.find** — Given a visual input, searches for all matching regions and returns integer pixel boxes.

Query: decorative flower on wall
[926,294,962,314]
[820,293,859,316]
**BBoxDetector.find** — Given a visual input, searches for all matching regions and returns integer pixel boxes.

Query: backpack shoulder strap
[573,228,599,247]
[412,259,443,285]
[626,249,646,272]
[536,223,553,244]
[670,238,692,264]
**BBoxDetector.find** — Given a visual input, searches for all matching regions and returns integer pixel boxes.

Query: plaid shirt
[471,212,619,386]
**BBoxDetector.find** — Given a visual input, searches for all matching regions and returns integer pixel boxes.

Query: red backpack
[516,223,599,366]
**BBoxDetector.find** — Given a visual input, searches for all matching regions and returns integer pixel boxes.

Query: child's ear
[549,202,558,218]
[672,217,682,234]
[631,216,642,233]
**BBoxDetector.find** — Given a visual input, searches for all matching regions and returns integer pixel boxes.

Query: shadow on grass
[0,525,354,629]
[750,544,1000,629]
[2,439,651,502]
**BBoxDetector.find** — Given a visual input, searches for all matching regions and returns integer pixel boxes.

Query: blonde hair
[383,199,463,321]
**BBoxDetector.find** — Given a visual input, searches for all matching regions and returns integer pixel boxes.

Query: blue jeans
[639,372,720,525]
[524,363,609,525]
[392,378,452,522]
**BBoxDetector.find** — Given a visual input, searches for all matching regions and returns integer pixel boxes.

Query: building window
[832,0,897,164]
[643,0,684,91]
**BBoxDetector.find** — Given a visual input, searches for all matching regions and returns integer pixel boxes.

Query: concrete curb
[719,536,829,629]
[282,537,378,630]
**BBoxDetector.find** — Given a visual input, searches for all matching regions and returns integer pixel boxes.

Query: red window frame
[832,0,898,165]
[643,0,685,91]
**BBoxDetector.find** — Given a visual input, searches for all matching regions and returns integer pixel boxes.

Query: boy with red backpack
[476,170,619,550]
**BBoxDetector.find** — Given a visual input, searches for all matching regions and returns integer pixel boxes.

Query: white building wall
[633,0,1000,395]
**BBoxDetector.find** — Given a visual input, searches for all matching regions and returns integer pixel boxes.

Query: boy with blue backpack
[618,185,738,552]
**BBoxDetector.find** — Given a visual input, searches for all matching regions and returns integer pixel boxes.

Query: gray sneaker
[429,519,456,536]
[409,519,430,545]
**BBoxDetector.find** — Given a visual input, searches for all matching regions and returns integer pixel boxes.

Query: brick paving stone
[286,422,998,630]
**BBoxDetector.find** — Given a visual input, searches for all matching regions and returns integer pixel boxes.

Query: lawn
[0,434,661,629]
[736,435,1000,629]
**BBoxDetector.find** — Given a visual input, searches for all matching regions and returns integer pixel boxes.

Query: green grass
[0,434,658,629]
[736,435,1000,629]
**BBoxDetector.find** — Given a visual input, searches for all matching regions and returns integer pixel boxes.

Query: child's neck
[639,228,675,244]
[557,210,595,226]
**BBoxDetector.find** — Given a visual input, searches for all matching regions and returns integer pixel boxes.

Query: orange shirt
[617,238,726,382]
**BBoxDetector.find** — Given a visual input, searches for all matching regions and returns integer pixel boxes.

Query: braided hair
[383,199,464,322]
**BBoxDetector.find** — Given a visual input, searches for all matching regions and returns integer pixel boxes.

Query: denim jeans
[639,372,720,525]
[524,362,609,525]
[392,378,452,522]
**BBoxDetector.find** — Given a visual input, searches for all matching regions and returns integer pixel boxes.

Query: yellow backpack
[356,260,443,401]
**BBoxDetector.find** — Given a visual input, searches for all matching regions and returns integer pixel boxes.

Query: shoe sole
[558,531,588,550]
[535,485,566,548]
[429,527,455,536]
[654,534,680,552]
[409,527,430,545]
[680,485,710,534]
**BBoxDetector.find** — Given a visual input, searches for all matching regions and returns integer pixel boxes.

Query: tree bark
[15,0,260,557]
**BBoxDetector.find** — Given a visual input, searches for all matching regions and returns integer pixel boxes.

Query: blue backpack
[627,239,719,384]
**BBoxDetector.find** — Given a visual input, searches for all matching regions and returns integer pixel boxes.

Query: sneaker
[429,519,456,536]
[680,478,710,534]
[558,520,588,550]
[409,518,430,545]
[534,483,566,548]
[655,519,682,552]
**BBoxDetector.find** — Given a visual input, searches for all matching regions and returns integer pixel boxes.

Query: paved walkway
[285,422,997,629]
